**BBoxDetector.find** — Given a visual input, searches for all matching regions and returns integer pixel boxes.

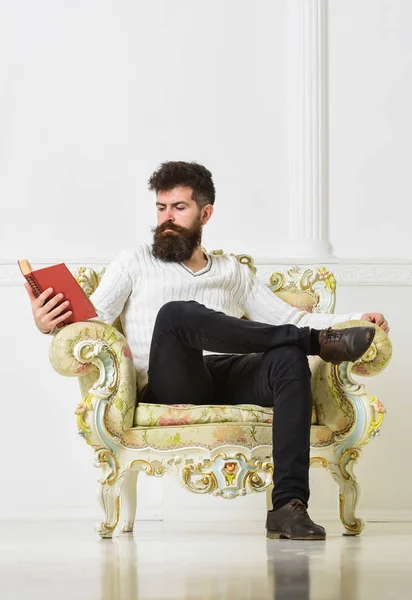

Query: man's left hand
[360,313,390,334]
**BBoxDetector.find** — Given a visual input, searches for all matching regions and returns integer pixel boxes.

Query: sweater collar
[178,252,212,277]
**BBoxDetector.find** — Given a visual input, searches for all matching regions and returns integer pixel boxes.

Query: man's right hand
[24,284,72,333]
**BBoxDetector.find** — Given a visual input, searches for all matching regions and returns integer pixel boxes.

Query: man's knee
[155,300,199,327]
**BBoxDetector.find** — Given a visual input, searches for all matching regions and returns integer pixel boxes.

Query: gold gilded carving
[339,493,363,534]
[182,464,218,494]
[182,454,273,497]
[310,457,328,468]
[95,449,119,486]
[129,459,165,477]
[99,495,121,538]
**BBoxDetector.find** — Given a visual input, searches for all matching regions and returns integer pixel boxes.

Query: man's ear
[201,204,214,225]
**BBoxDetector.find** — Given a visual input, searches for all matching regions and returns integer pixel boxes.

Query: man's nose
[163,211,175,222]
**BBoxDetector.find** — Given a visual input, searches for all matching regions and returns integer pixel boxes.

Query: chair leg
[94,449,121,539]
[328,449,364,536]
[120,469,139,533]
[96,478,121,539]
[338,474,364,536]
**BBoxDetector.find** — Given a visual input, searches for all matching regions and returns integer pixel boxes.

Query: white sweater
[90,244,362,390]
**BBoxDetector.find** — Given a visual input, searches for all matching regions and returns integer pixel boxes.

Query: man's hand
[360,313,390,334]
[24,284,72,333]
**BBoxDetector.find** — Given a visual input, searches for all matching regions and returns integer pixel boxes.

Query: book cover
[19,259,98,325]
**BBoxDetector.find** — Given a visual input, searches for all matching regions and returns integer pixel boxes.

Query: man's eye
[158,207,165,211]
[176,207,185,211]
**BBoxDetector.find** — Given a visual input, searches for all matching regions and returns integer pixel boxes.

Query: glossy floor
[0,520,411,599]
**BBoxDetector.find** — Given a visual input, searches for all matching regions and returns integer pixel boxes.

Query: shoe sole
[266,531,326,541]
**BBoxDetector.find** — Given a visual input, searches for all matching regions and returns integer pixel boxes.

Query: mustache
[154,222,186,234]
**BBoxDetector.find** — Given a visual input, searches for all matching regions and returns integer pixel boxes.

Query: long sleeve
[241,263,363,329]
[90,249,136,325]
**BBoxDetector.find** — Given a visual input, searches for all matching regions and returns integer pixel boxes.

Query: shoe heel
[266,530,285,540]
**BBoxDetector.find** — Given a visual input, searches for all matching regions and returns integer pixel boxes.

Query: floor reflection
[1,521,412,600]
[100,535,139,600]
[98,533,356,600]
[266,541,314,600]
[99,534,272,599]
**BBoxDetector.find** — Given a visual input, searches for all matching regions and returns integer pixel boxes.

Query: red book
[19,259,97,325]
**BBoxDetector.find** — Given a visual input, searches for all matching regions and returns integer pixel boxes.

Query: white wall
[328,0,412,259]
[1,0,412,525]
[0,0,289,260]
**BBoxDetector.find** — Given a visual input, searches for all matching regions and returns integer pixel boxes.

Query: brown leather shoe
[318,326,375,364]
[266,499,326,540]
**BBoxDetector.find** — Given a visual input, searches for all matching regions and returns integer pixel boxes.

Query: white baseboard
[0,507,162,522]
[0,509,411,523]
[308,509,412,523]
[162,508,412,523]
[362,510,412,523]
[163,508,266,522]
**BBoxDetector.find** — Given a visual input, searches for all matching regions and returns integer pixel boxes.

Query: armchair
[49,253,392,538]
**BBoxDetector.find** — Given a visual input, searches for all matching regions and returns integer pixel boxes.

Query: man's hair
[148,161,215,208]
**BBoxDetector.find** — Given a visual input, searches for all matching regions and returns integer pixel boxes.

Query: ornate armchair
[49,253,392,538]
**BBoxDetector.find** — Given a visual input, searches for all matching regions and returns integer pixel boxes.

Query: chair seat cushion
[134,402,274,427]
[127,403,326,452]
[134,402,317,427]
[121,421,333,451]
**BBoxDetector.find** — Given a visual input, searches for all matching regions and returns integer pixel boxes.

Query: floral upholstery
[49,311,391,448]
[121,422,333,451]
[274,290,318,312]
[134,402,273,427]
[134,402,318,427]
[49,320,137,437]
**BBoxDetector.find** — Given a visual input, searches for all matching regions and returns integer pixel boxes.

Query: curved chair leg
[96,479,121,539]
[120,469,139,533]
[94,449,121,539]
[338,475,364,536]
[328,449,364,536]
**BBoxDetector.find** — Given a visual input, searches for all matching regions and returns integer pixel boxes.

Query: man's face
[151,186,204,262]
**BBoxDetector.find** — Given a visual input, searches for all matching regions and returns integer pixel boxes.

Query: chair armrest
[310,320,391,448]
[331,319,392,377]
[49,320,137,445]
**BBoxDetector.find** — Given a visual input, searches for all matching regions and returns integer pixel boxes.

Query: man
[26,161,389,540]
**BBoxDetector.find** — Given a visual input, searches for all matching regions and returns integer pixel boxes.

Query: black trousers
[143,301,314,507]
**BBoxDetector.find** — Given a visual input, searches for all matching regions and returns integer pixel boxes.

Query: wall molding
[255,261,412,286]
[286,0,333,258]
[3,259,412,286]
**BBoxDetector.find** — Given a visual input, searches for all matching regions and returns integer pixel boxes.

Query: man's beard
[151,217,203,262]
